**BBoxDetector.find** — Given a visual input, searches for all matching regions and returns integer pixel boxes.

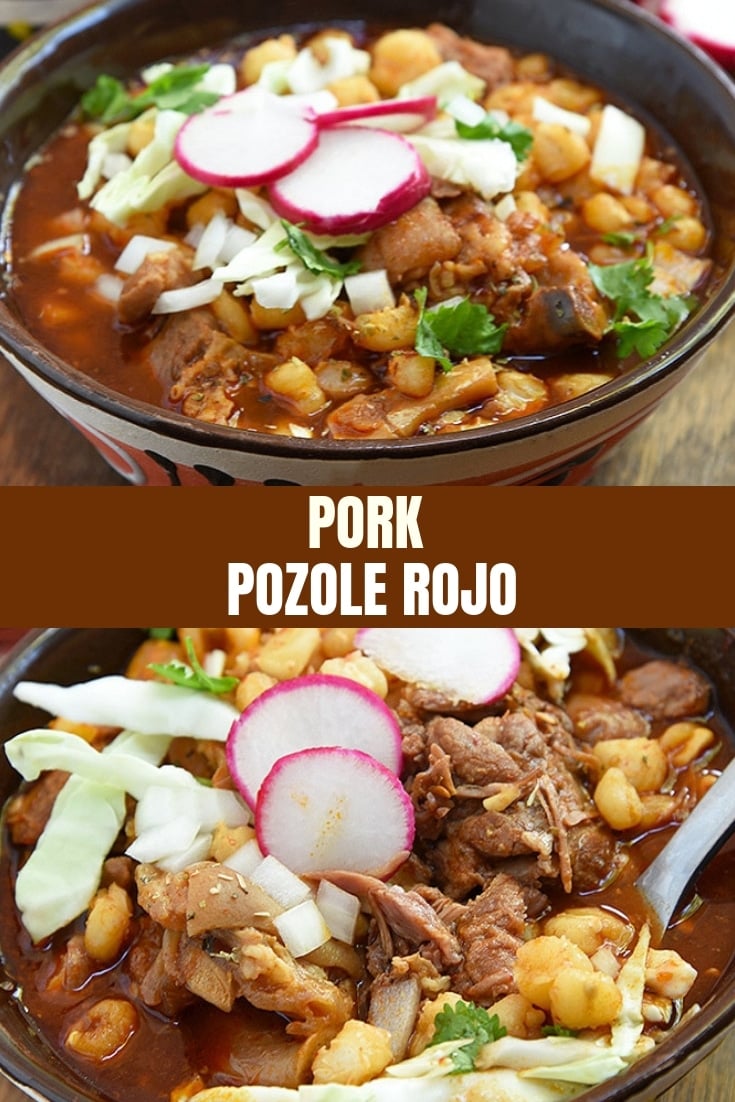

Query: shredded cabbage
[11,730,171,941]
[13,675,238,740]
[406,133,518,201]
[399,61,485,105]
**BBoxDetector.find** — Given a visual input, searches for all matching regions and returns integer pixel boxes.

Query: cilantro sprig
[414,287,507,371]
[589,250,693,359]
[277,221,362,279]
[429,999,507,1073]
[149,637,238,695]
[81,64,221,125]
[455,114,533,161]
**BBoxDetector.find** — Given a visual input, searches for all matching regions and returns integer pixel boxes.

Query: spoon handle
[635,755,735,935]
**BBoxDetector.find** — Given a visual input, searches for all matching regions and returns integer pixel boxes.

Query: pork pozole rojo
[2,627,732,1102]
[5,24,712,439]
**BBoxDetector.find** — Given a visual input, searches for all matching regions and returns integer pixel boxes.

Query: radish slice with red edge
[315,94,438,133]
[355,628,521,706]
[175,87,319,187]
[268,125,431,234]
[256,746,415,878]
[660,0,735,67]
[226,673,402,808]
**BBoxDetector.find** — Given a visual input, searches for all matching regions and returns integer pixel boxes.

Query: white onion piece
[444,94,487,127]
[219,223,258,262]
[250,855,312,907]
[28,234,88,259]
[494,194,517,222]
[185,223,205,248]
[223,837,264,876]
[589,104,645,195]
[202,648,227,677]
[126,816,201,864]
[153,278,224,314]
[532,96,591,136]
[115,234,176,274]
[93,274,125,303]
[274,899,331,957]
[102,151,134,179]
[344,269,396,314]
[250,269,300,309]
[157,833,213,873]
[236,188,278,229]
[193,211,231,271]
[316,880,361,944]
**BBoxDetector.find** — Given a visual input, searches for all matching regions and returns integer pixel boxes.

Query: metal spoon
[635,756,735,935]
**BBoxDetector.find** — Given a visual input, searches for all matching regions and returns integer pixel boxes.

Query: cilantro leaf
[278,221,361,278]
[82,64,220,125]
[415,287,507,371]
[588,251,693,359]
[601,231,637,248]
[149,637,238,695]
[542,1024,579,1038]
[148,628,176,639]
[455,115,533,161]
[429,1000,507,1073]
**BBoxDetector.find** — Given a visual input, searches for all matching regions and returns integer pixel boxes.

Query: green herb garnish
[149,637,238,695]
[542,1024,579,1038]
[601,231,637,248]
[588,249,692,358]
[654,213,684,236]
[455,115,534,161]
[278,221,362,279]
[148,628,176,639]
[81,64,220,125]
[414,287,507,371]
[429,1000,507,1073]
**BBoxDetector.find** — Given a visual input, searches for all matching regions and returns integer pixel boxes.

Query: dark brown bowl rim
[1,627,735,1102]
[1,0,735,462]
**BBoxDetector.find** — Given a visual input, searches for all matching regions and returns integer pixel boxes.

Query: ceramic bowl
[0,0,734,485]
[0,628,735,1099]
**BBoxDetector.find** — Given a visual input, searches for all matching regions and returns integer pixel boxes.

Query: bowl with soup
[0,626,734,1102]
[0,0,734,485]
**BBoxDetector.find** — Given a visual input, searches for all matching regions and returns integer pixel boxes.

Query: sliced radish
[315,95,437,133]
[175,87,319,187]
[268,126,431,234]
[226,673,402,808]
[256,746,414,877]
[661,0,735,66]
[354,628,521,706]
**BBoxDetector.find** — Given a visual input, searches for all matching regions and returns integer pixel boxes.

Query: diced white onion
[219,223,258,263]
[93,273,125,303]
[153,278,224,314]
[197,63,238,97]
[236,189,278,230]
[589,104,645,195]
[288,424,314,439]
[185,223,205,248]
[157,832,213,873]
[444,94,487,128]
[102,151,134,179]
[344,269,396,315]
[142,62,173,84]
[532,96,591,136]
[250,855,312,908]
[251,269,300,310]
[494,194,517,222]
[399,61,485,105]
[274,899,331,957]
[115,234,176,274]
[126,816,200,864]
[223,837,264,877]
[203,648,227,677]
[316,880,361,944]
[193,212,231,271]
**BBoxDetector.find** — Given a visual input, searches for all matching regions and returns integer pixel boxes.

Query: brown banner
[1,486,731,625]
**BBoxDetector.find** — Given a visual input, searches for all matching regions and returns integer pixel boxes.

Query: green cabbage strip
[13,675,238,741]
[10,730,171,942]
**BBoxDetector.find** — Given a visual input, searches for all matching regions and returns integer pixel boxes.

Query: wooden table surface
[1,319,733,486]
